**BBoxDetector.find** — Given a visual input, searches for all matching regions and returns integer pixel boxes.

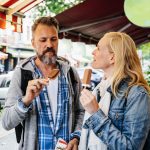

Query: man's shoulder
[16,56,35,70]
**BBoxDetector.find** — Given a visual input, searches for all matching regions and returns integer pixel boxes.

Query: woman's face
[92,37,114,71]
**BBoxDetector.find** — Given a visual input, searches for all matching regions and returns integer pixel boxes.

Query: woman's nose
[92,47,97,55]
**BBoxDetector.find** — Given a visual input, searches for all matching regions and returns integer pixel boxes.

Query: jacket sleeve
[70,67,85,135]
[2,67,29,130]
[83,87,150,150]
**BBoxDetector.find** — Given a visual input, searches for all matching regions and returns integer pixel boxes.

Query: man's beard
[37,47,57,65]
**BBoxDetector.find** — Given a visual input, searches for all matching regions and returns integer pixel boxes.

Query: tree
[138,42,150,60]
[33,0,84,17]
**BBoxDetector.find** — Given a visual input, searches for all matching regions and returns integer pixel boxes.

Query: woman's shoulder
[128,85,149,96]
[126,85,150,108]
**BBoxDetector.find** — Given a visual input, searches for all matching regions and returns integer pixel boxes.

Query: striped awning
[0,0,43,32]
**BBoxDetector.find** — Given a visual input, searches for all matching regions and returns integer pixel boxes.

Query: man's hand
[23,78,49,106]
[65,138,79,150]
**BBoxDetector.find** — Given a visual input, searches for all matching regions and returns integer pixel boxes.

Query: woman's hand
[80,89,99,114]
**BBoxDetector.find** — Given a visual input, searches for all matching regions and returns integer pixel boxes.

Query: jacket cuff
[83,109,107,129]
[70,130,81,141]
[17,98,33,113]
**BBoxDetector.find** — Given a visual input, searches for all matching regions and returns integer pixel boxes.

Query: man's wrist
[18,98,33,113]
[22,97,32,107]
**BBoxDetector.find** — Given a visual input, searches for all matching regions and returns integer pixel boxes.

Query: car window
[0,76,5,86]
[0,71,13,88]
[0,75,12,88]
[6,80,11,87]
[0,78,6,87]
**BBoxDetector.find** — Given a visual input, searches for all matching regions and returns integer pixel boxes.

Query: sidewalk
[0,120,15,139]
[0,110,15,139]
[0,110,18,150]
[0,132,18,150]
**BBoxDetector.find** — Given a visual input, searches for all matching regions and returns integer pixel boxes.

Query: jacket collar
[17,56,71,75]
[107,78,129,96]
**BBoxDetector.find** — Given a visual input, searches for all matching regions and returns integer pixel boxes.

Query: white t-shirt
[47,76,58,124]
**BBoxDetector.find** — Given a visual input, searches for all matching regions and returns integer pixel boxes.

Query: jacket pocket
[109,109,124,131]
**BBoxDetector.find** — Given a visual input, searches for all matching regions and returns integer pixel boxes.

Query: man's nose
[46,39,53,48]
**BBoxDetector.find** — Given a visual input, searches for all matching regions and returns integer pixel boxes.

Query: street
[0,132,18,150]
[0,112,18,150]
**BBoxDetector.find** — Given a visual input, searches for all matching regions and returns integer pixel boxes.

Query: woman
[79,32,150,150]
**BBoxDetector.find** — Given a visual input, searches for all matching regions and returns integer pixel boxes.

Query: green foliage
[139,43,150,85]
[145,66,150,86]
[36,0,84,16]
[138,42,150,60]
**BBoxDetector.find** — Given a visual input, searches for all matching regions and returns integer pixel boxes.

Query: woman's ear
[110,53,115,64]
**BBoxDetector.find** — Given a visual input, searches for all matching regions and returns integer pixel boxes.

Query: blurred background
[0,0,150,149]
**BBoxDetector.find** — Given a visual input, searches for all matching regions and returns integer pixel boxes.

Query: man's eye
[40,39,46,42]
[51,38,57,42]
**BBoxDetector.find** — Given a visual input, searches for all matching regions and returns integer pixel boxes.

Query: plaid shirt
[31,60,78,150]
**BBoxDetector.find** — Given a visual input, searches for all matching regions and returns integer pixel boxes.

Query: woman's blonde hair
[103,32,150,96]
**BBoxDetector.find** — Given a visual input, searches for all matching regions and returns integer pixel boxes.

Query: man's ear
[31,39,35,48]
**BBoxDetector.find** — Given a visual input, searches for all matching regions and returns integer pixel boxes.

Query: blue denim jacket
[83,80,150,150]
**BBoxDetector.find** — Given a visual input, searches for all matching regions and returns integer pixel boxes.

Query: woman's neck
[103,66,114,80]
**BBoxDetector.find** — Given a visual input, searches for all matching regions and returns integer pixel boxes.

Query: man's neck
[35,57,57,78]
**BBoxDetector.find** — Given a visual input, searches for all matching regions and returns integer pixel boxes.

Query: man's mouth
[43,47,56,56]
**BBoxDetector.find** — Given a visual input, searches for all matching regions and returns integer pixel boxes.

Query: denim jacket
[83,80,150,150]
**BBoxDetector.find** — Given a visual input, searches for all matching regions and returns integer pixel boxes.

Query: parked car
[77,67,104,90]
[0,71,13,106]
[0,64,4,73]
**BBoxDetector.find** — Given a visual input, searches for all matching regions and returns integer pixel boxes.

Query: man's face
[32,24,59,65]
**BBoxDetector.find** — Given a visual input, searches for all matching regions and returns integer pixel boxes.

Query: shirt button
[98,132,102,137]
[23,105,27,108]
[116,113,119,119]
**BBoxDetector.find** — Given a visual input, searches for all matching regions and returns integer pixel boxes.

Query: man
[2,16,84,150]
[1,47,12,73]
